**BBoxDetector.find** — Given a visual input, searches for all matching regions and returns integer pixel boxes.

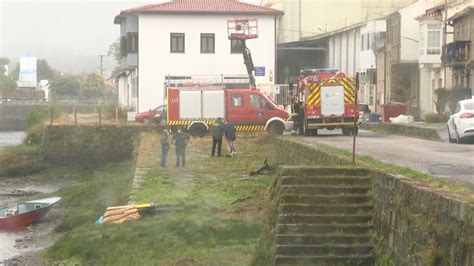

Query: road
[299,129,474,190]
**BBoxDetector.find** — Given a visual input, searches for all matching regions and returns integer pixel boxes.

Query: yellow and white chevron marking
[235,125,265,132]
[306,77,357,106]
[168,120,218,127]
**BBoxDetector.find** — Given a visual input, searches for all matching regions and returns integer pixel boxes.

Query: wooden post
[352,73,359,164]
[98,106,102,126]
[50,107,53,125]
[74,107,77,125]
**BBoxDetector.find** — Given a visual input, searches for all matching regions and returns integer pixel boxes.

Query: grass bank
[46,136,274,265]
[316,143,473,203]
[360,123,442,141]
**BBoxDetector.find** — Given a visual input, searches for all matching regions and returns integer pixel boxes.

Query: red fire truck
[167,86,291,137]
[296,69,359,136]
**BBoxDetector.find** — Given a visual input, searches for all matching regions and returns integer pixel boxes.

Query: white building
[114,0,282,112]
[359,20,386,111]
[416,0,473,115]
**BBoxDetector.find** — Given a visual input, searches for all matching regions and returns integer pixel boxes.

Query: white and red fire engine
[296,69,359,136]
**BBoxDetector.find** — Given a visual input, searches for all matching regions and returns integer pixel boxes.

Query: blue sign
[255,66,265,76]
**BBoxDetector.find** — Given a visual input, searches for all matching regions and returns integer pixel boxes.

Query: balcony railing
[443,41,471,66]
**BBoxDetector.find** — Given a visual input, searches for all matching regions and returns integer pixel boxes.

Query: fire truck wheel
[142,117,150,125]
[189,123,208,137]
[267,121,285,136]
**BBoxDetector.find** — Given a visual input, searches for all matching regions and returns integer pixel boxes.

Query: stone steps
[275,254,374,265]
[281,194,372,205]
[276,243,373,256]
[276,234,371,245]
[278,213,372,224]
[274,169,374,265]
[277,223,373,235]
[279,203,373,214]
[281,176,372,186]
[280,185,372,195]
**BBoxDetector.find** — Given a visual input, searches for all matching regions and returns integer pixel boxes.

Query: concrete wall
[271,137,473,265]
[138,14,277,112]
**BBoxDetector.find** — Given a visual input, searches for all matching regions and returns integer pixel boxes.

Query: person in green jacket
[173,127,190,167]
[211,117,224,156]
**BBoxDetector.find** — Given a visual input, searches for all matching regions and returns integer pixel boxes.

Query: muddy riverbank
[0,172,74,263]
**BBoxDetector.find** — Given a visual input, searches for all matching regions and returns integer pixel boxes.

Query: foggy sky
[0,0,261,75]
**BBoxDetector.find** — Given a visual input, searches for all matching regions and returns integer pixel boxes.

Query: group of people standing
[211,118,236,157]
[159,118,237,168]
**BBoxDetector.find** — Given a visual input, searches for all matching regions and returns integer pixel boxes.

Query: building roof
[448,6,474,22]
[415,4,444,21]
[114,0,283,23]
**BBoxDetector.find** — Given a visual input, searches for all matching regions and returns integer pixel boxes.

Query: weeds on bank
[0,144,47,177]
[46,136,275,265]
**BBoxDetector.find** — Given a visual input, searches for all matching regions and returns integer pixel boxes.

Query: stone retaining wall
[271,137,473,265]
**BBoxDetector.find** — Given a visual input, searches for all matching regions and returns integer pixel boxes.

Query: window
[127,33,138,53]
[231,39,245,54]
[170,33,185,53]
[249,94,269,109]
[427,24,441,55]
[120,36,127,57]
[231,94,243,107]
[361,34,365,51]
[201,33,215,53]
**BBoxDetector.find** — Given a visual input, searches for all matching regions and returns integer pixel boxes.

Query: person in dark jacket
[224,121,237,156]
[173,127,190,167]
[211,118,224,156]
[160,129,170,168]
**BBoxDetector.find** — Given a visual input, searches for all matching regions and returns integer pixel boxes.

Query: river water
[0,131,25,148]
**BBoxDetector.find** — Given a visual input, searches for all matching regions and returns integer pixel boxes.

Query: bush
[26,106,49,128]
[0,145,46,176]
[424,112,449,123]
[103,104,127,123]
[40,125,153,166]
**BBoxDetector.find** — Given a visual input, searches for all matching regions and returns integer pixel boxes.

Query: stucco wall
[138,14,277,112]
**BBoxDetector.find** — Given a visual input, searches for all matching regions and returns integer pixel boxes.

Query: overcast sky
[0,0,261,75]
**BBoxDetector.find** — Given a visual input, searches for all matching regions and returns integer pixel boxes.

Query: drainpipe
[298,0,302,40]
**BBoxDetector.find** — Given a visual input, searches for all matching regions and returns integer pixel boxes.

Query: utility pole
[443,0,448,88]
[98,54,107,77]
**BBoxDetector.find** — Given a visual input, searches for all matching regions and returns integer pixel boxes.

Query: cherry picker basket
[227,18,258,40]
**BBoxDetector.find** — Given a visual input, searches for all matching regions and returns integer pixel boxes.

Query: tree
[0,57,9,75]
[434,88,450,114]
[81,73,106,100]
[108,38,122,65]
[49,76,82,99]
[37,59,57,81]
[0,57,17,94]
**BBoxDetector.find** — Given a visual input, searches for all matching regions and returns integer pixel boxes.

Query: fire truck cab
[296,69,359,136]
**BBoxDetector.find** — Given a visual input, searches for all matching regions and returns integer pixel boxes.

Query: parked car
[135,105,166,125]
[447,99,474,143]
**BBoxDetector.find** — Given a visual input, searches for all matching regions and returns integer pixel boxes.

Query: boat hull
[0,198,59,230]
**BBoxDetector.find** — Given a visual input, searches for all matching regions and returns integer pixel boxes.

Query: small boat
[0,197,61,230]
